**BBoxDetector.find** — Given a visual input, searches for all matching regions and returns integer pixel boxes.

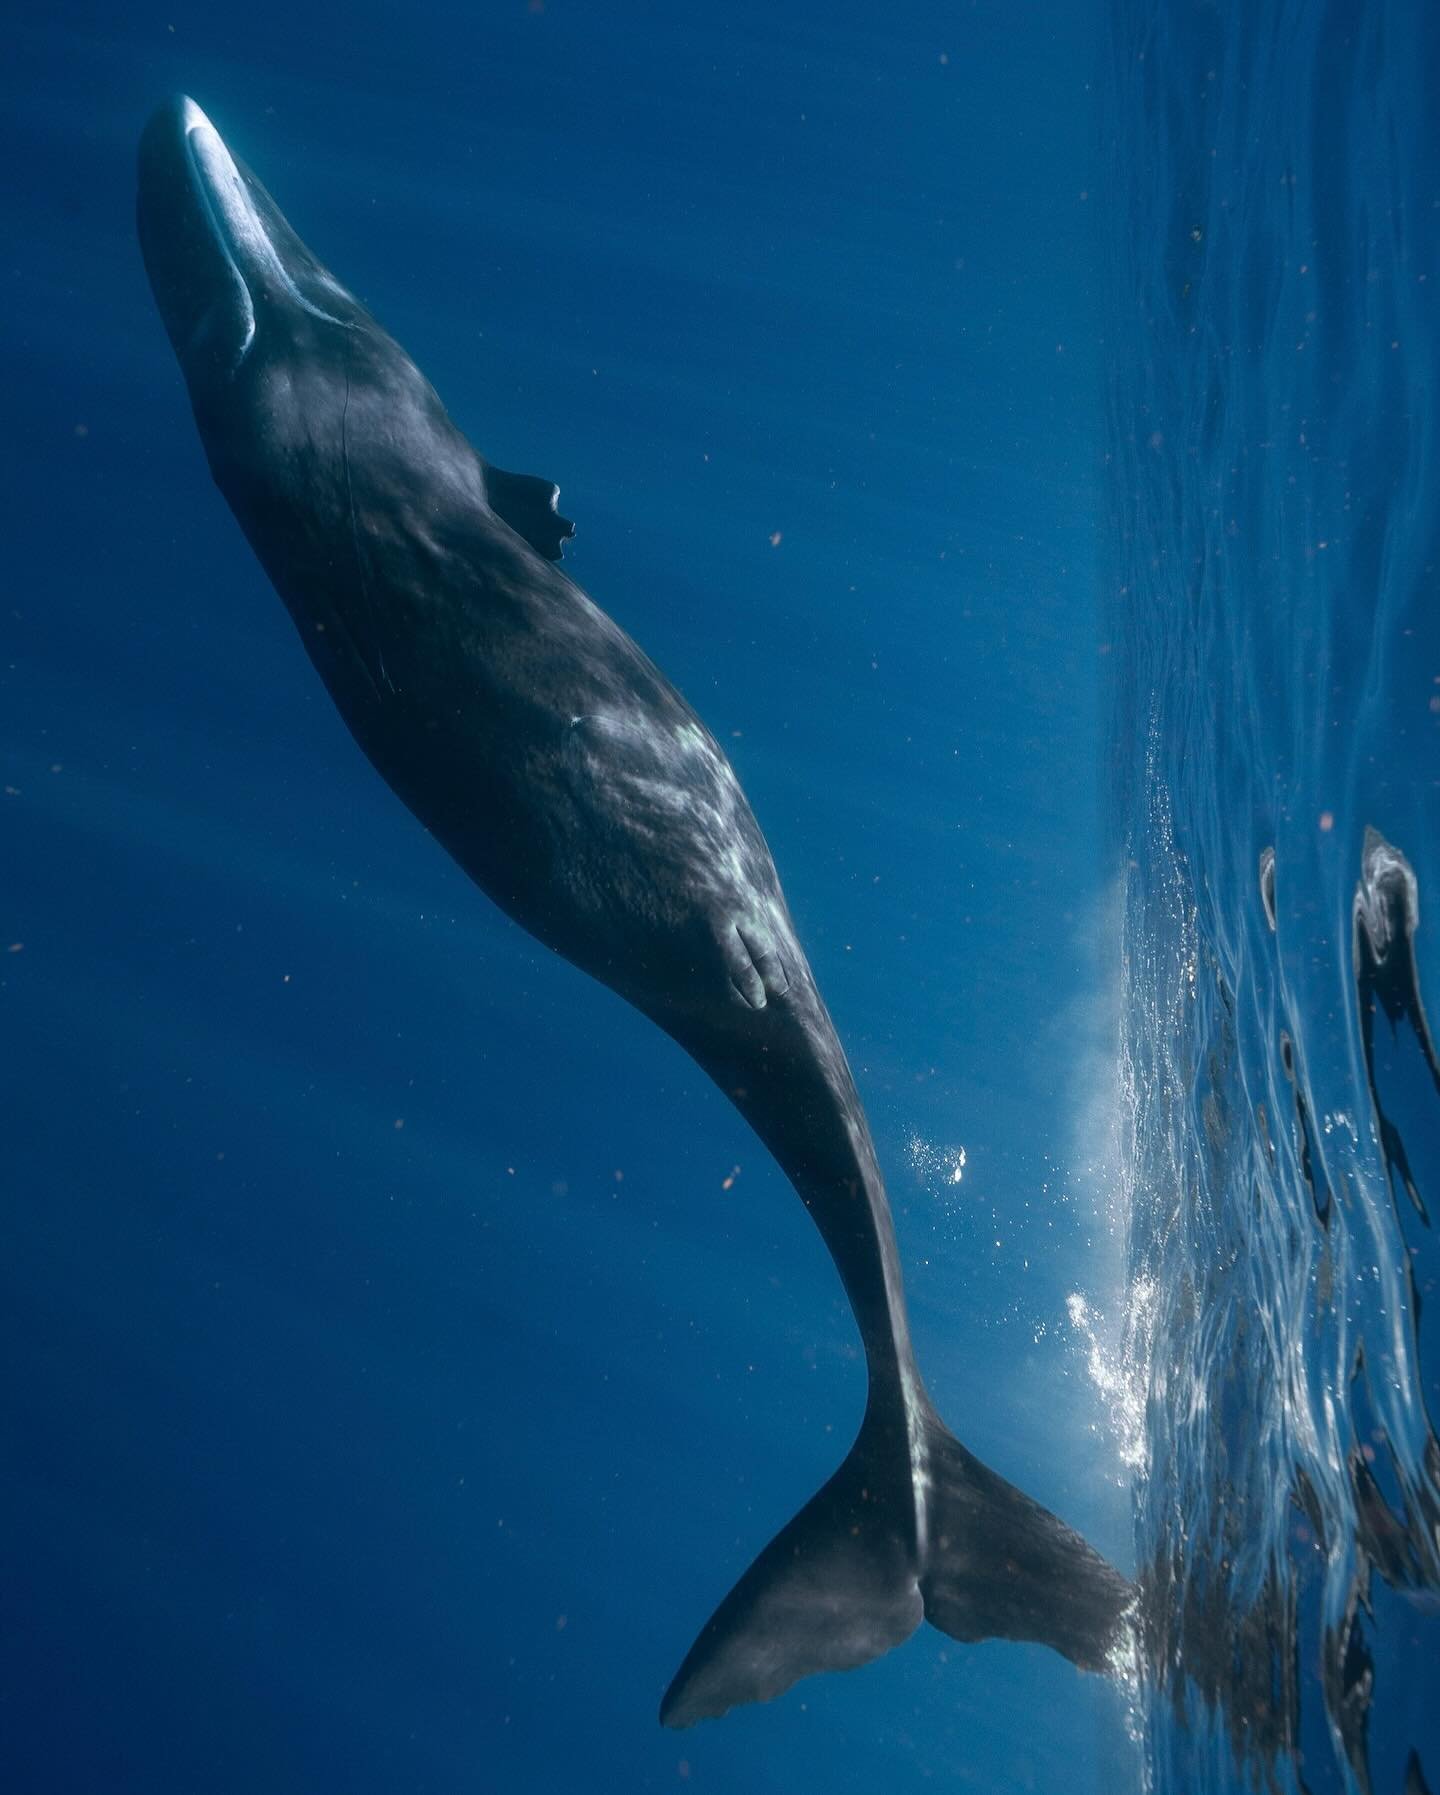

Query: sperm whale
[137,95,1132,1725]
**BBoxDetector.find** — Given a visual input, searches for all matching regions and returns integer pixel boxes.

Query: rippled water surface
[1105,4,1440,1789]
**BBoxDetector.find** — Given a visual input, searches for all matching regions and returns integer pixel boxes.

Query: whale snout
[137,95,357,384]
[138,96,257,378]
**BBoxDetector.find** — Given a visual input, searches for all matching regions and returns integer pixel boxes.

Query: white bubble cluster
[1066,1280,1155,1478]
[905,1133,968,1190]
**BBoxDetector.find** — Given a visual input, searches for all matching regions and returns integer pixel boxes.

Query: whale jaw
[137,95,356,383]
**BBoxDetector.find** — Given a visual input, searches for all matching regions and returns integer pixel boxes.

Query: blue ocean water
[1107,3,1440,1791]
[5,6,1130,1792]
[2,2,1434,1793]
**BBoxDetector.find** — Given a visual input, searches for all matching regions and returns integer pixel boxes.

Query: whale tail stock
[656,990,1132,1726]
[659,1395,1133,1728]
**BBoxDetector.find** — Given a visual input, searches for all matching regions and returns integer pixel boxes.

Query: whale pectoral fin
[484,464,576,561]
[722,922,791,1010]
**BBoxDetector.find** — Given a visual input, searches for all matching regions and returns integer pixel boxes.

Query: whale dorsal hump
[483,463,577,562]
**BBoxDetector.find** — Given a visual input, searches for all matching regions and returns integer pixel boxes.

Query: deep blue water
[2,2,1435,1792]
[5,5,1128,1792]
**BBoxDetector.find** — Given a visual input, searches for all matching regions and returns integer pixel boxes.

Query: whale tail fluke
[659,1402,925,1728]
[916,1407,1135,1672]
[660,1402,1132,1728]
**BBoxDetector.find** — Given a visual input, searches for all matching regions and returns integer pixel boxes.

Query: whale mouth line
[180,104,256,366]
[179,97,351,363]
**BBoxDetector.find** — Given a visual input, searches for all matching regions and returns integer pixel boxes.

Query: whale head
[136,97,375,392]
[136,96,501,714]
[137,98,572,715]
[135,93,462,501]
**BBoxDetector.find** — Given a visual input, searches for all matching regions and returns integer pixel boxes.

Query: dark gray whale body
[138,96,1131,1724]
